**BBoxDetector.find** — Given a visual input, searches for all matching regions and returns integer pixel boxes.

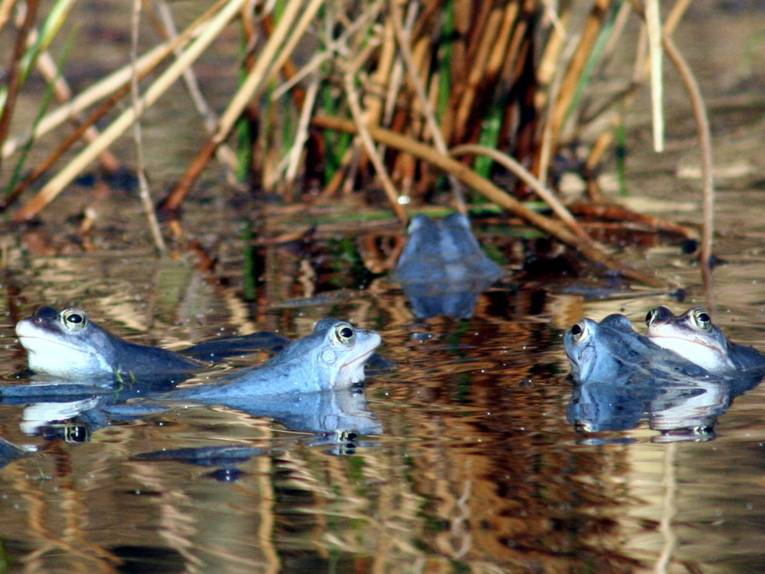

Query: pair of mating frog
[566,306,765,382]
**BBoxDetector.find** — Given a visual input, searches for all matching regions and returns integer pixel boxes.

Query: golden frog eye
[334,323,355,346]
[61,308,88,331]
[691,309,712,330]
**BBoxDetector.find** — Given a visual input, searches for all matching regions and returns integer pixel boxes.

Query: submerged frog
[394,213,504,318]
[645,306,765,374]
[15,306,288,380]
[172,318,381,400]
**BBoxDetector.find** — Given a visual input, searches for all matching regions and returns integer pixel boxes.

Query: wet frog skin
[171,318,381,400]
[15,306,288,380]
[645,306,765,374]
[563,313,712,385]
[395,213,503,285]
[394,213,503,318]
[564,313,765,440]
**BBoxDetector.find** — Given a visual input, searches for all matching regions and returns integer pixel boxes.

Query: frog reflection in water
[563,313,765,440]
[15,306,288,382]
[394,213,503,318]
[645,305,765,374]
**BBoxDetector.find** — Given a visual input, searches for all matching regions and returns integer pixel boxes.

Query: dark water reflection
[1,246,765,573]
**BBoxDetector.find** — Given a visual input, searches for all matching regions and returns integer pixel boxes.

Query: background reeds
[0,0,713,281]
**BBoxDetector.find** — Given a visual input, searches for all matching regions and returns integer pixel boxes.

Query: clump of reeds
[0,0,714,284]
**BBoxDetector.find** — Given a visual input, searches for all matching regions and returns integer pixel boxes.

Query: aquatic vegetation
[0,1,715,283]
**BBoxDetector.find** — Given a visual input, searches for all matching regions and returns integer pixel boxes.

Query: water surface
[2,1,765,572]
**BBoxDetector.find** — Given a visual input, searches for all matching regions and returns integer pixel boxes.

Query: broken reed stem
[449,143,593,244]
[343,71,407,224]
[131,0,166,254]
[162,0,324,212]
[1,0,226,160]
[389,0,466,214]
[0,0,38,177]
[312,114,664,286]
[14,0,244,222]
[645,0,664,152]
[662,36,714,267]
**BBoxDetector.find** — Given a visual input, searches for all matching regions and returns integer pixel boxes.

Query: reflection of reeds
[1,1,716,281]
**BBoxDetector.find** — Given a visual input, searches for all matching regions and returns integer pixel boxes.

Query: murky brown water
[1,1,765,573]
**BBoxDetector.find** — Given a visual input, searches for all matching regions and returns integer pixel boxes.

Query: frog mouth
[337,339,381,385]
[16,333,98,358]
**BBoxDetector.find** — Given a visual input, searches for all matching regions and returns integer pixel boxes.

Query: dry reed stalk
[453,4,502,141]
[662,36,714,267]
[663,0,692,38]
[538,24,579,185]
[0,0,15,30]
[32,44,121,172]
[568,202,696,239]
[450,143,593,244]
[4,12,207,208]
[0,0,38,177]
[1,0,226,159]
[271,3,381,101]
[319,146,355,198]
[626,0,713,266]
[2,80,133,209]
[381,3,413,129]
[450,0,470,88]
[536,7,567,92]
[285,75,320,187]
[365,8,395,127]
[162,0,324,212]
[548,0,611,152]
[645,0,664,152]
[261,11,306,111]
[312,113,664,286]
[486,2,519,80]
[152,0,239,175]
[584,129,612,201]
[131,0,166,254]
[344,70,408,223]
[14,0,245,222]
[390,0,465,213]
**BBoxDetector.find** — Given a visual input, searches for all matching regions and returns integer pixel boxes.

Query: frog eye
[691,309,712,330]
[334,323,355,346]
[570,322,588,342]
[61,308,88,331]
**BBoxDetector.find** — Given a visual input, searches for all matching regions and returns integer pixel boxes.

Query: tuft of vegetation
[0,0,715,283]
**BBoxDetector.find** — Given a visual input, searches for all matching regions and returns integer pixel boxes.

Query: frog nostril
[34,306,59,323]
